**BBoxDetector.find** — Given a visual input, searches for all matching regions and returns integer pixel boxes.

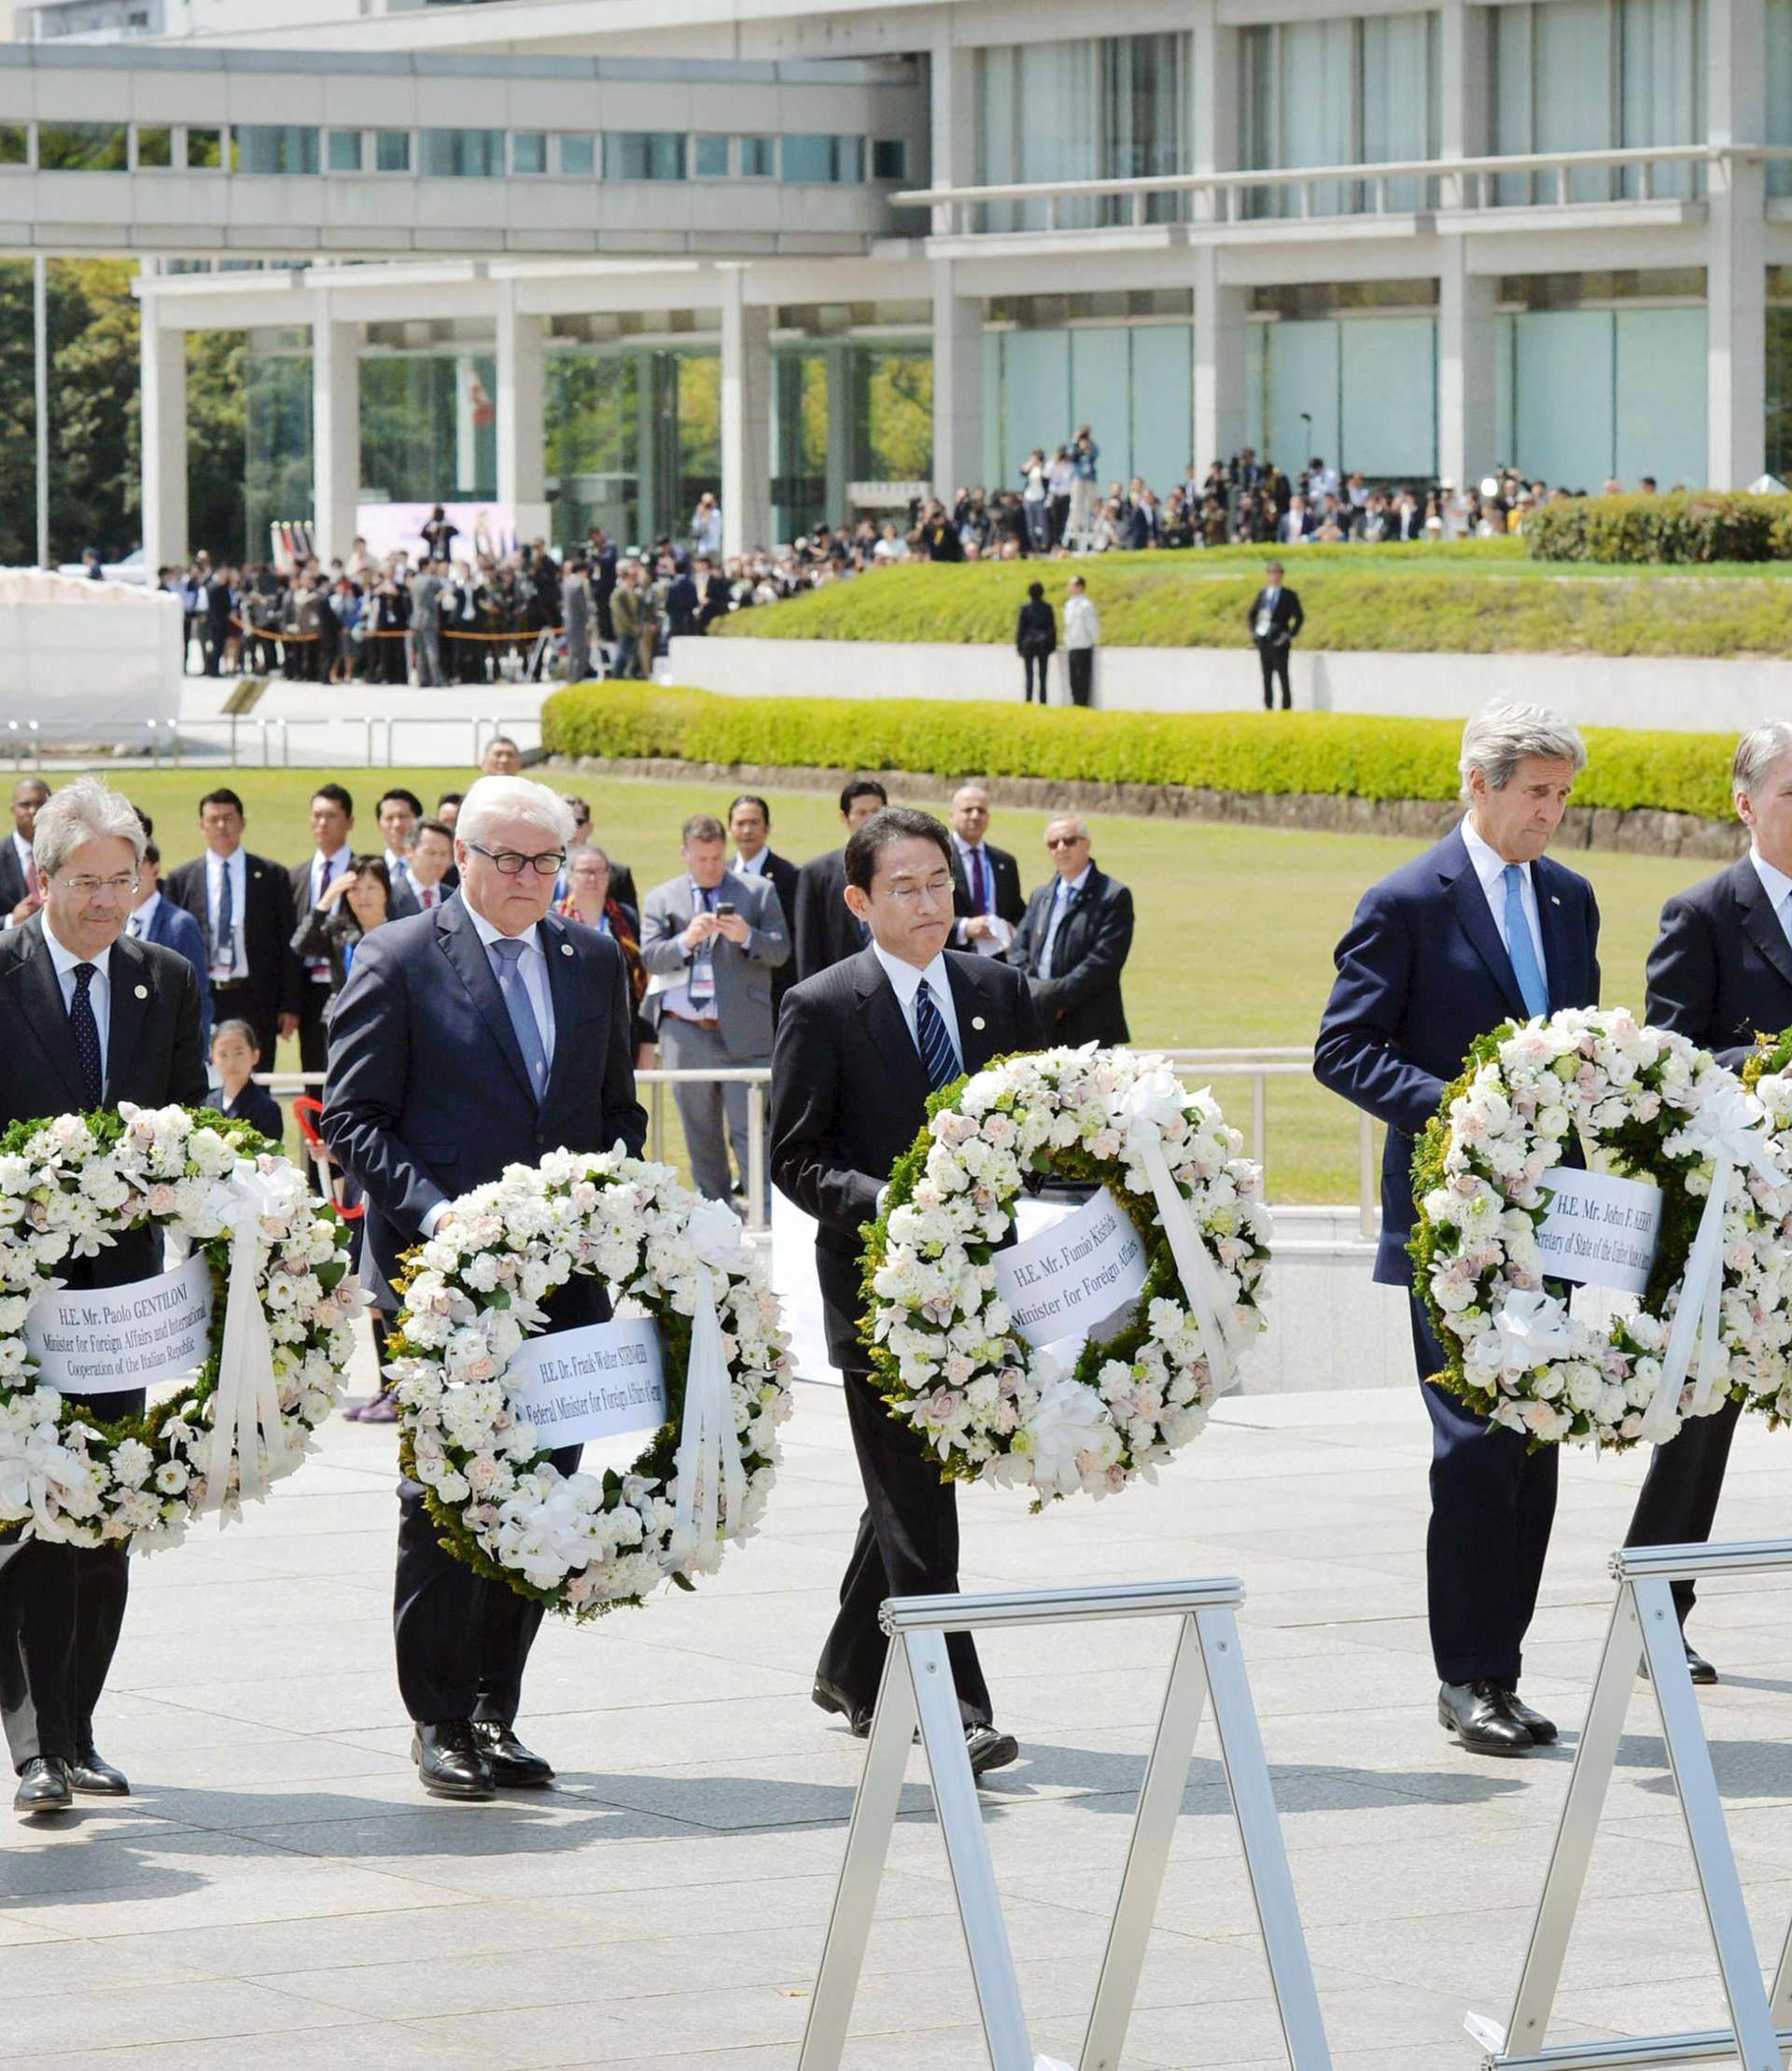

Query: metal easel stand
[1468,1538,1792,2071]
[797,1577,1334,2071]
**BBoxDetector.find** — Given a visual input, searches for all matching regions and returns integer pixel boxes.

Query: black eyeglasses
[467,842,566,878]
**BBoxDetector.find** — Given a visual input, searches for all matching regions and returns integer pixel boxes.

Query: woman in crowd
[289,853,392,1015]
[557,846,654,1066]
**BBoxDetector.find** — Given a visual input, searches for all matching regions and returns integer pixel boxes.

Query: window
[38,123,129,172]
[558,133,595,176]
[374,129,411,173]
[136,125,173,169]
[512,132,548,175]
[327,129,363,174]
[0,127,23,166]
[783,133,865,184]
[419,128,505,178]
[185,127,224,170]
[237,126,320,175]
[871,138,906,182]
[603,132,686,180]
[693,134,729,177]
[740,134,776,177]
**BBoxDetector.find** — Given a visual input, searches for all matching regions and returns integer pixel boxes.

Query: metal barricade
[800,1578,1333,2071]
[1469,1539,1792,2071]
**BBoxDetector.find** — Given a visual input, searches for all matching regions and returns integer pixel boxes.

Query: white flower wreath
[385,1149,793,1619]
[0,1104,359,1547]
[1413,1007,1792,1448]
[861,1045,1272,1504]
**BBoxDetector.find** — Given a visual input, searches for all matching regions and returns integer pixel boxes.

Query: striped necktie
[914,977,960,1092]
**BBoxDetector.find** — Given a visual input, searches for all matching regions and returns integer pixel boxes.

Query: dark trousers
[392,1437,581,1726]
[818,1371,991,1727]
[1021,650,1051,703]
[0,1540,130,1769]
[1256,637,1292,709]
[1411,1300,1558,1686]
[211,984,277,1077]
[1624,1393,1740,1624]
[1067,648,1094,707]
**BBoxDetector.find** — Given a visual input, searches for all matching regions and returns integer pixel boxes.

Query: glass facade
[1242,286,1439,475]
[238,126,320,176]
[244,338,312,566]
[543,344,720,548]
[604,133,687,181]
[419,129,505,178]
[360,351,499,507]
[1242,14,1438,216]
[981,305,1194,490]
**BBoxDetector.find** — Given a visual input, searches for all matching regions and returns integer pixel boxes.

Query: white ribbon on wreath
[1123,1071,1242,1395]
[202,1161,292,1507]
[1637,1082,1787,1444]
[666,1200,748,1570]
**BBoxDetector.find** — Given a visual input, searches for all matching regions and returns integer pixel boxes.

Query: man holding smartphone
[640,812,790,1213]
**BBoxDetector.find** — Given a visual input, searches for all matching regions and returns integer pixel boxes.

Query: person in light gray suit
[640,812,789,1211]
[410,561,445,688]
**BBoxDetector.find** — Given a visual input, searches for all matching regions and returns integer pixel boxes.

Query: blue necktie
[213,860,234,974]
[1039,883,1078,979]
[914,977,960,1092]
[70,963,103,1108]
[1502,863,1548,1019]
[489,937,550,1100]
[690,884,717,1009]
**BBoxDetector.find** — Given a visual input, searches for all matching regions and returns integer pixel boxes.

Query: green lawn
[77,765,1712,1207]
[713,551,1792,656]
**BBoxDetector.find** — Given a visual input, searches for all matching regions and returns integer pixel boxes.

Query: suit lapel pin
[1550,895,1561,905]
[972,1015,986,1030]
[134,984,148,999]
[560,943,573,956]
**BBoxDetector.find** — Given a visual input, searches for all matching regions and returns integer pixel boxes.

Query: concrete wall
[669,633,1792,735]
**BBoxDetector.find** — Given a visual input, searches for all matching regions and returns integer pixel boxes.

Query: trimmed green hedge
[1527,491,1792,565]
[710,553,1792,657]
[541,684,1739,821]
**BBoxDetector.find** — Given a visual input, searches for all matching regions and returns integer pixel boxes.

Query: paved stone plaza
[6,1339,1792,2071]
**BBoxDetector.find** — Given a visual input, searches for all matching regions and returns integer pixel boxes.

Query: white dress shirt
[308,844,354,907]
[1462,816,1549,985]
[1063,595,1100,650]
[1750,847,1792,949]
[872,940,964,1067]
[661,875,734,1023]
[3,830,35,930]
[412,877,444,912]
[733,848,769,879]
[204,847,249,980]
[1038,863,1092,979]
[127,889,161,941]
[41,916,111,1081]
[385,847,411,889]
[464,902,554,1068]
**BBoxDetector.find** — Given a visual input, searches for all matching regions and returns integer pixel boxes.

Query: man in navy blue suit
[1622,720,1792,1684]
[1316,703,1599,1756]
[323,775,647,1801]
[126,833,212,1046]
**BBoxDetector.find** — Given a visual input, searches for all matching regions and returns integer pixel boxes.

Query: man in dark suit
[323,775,646,1802]
[0,777,208,1813]
[1315,702,1598,1756]
[947,782,1025,958]
[128,841,213,1047]
[727,793,802,1017]
[772,805,1042,1776]
[1007,815,1133,1045]
[385,817,456,923]
[164,787,302,1068]
[1248,562,1305,711]
[0,775,49,926]
[1622,721,1792,1684]
[793,777,888,981]
[288,783,357,1081]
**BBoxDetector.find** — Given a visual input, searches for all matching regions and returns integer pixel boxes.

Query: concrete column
[1707,0,1767,489]
[927,35,976,231]
[1190,2,1238,182]
[311,302,359,564]
[1193,245,1247,470]
[1438,0,1490,163]
[1438,238,1498,491]
[823,340,852,526]
[931,259,982,501]
[497,281,551,541]
[719,267,772,558]
[140,312,188,573]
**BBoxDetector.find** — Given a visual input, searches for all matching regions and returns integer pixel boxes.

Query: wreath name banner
[503,1313,668,1448]
[0,1103,358,1547]
[26,1253,214,1392]
[387,1151,791,1620]
[862,1044,1272,1505]
[1411,1007,1792,1450]
[994,1186,1147,1348]
[1534,1168,1662,1294]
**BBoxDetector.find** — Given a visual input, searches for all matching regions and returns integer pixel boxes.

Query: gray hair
[1458,701,1588,800]
[1733,721,1792,799]
[1045,811,1092,842]
[455,775,575,852]
[33,777,147,882]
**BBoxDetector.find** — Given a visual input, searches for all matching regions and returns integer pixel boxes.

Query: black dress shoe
[412,1720,496,1801]
[812,1678,874,1739]
[68,1747,130,1796]
[1501,1691,1557,1744]
[964,1722,1020,1777]
[1640,1640,1719,1686]
[470,1721,553,1787]
[14,1757,72,1813]
[1438,1680,1533,1756]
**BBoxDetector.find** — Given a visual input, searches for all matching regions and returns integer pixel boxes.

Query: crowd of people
[160,461,1667,686]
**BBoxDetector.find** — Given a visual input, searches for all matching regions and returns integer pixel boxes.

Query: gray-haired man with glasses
[324,774,646,1803]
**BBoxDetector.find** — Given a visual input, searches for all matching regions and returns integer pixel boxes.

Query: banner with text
[1536,1168,1663,1295]
[995,1187,1149,1350]
[25,1254,215,1395]
[505,1315,668,1449]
